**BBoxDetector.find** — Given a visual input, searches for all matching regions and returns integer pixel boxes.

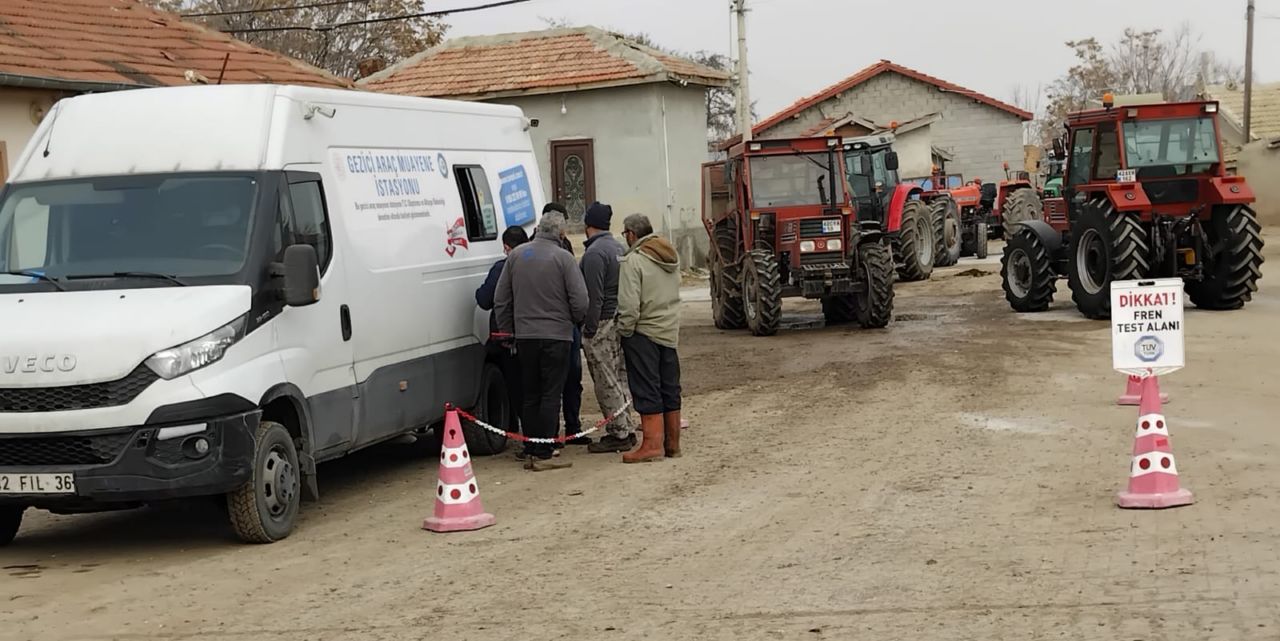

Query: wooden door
[550,139,595,226]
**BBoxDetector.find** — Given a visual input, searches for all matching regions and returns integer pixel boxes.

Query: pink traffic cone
[1118,374,1169,406]
[1116,376,1193,509]
[423,408,496,532]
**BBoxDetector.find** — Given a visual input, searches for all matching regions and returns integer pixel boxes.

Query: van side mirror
[274,244,321,307]
[884,151,899,172]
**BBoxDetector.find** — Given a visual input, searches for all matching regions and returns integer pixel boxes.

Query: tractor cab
[842,133,901,228]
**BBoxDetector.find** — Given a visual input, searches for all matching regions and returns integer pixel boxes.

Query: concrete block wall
[765,72,1025,183]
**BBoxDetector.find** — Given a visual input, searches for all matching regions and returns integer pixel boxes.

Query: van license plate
[0,473,75,495]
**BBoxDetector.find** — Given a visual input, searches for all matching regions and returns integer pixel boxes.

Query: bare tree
[146,0,448,80]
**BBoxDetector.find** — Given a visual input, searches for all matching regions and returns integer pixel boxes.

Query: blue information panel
[498,165,535,227]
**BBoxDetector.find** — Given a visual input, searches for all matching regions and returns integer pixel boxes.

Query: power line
[222,0,534,33]
[182,0,371,18]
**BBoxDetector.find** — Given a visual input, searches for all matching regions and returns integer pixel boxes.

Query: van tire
[0,506,23,546]
[227,421,301,544]
[464,364,510,456]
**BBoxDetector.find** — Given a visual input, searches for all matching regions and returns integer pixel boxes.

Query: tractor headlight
[799,240,816,253]
[827,239,843,252]
[146,316,247,380]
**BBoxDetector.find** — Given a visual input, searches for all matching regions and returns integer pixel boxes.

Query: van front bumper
[0,409,259,509]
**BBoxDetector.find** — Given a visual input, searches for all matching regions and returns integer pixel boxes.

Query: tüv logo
[437,153,449,178]
[1134,335,1164,363]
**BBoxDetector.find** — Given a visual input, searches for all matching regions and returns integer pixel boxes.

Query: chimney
[356,57,387,80]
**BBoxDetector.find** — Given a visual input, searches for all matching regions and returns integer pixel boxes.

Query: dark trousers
[562,326,583,435]
[517,338,572,459]
[621,333,682,415]
[485,341,522,433]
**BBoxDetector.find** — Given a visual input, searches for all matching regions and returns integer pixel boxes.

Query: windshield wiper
[3,270,66,291]
[64,271,189,287]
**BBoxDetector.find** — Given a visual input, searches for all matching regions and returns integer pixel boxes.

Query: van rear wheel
[464,364,510,456]
[227,421,300,544]
[0,506,23,546]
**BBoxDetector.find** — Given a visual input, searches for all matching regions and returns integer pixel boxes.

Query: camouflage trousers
[583,319,640,438]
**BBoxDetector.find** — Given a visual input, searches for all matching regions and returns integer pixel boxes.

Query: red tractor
[701,136,895,336]
[1000,97,1264,319]
[953,163,1043,256]
[842,134,957,281]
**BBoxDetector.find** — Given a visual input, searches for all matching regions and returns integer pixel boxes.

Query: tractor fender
[886,183,924,233]
[855,220,885,245]
[1206,175,1256,205]
[1104,183,1151,212]
[1013,219,1064,256]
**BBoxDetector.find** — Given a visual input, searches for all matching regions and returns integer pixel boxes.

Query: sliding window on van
[454,166,499,242]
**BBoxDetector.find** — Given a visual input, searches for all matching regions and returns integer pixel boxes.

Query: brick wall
[764,72,1025,183]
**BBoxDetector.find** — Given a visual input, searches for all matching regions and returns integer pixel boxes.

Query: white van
[0,85,543,543]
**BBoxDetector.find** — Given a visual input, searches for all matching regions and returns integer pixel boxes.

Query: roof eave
[0,72,146,93]
[374,72,727,102]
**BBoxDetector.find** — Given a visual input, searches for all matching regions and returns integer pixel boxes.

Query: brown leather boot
[622,414,665,464]
[663,411,682,458]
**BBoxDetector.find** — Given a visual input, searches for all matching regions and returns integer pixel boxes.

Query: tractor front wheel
[741,249,782,336]
[1001,188,1042,237]
[1067,198,1149,319]
[710,258,745,330]
[896,200,935,281]
[854,242,895,329]
[1187,205,1265,310]
[932,197,961,267]
[974,222,989,259]
[1001,226,1057,312]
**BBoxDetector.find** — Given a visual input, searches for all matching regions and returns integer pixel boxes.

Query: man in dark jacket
[534,202,587,446]
[476,225,529,431]
[495,211,589,469]
[578,202,641,453]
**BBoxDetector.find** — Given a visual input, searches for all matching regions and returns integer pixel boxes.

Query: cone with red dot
[423,406,496,532]
[1117,373,1169,406]
[1116,376,1193,509]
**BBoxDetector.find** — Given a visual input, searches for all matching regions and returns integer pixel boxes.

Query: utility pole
[1244,0,1255,141]
[733,0,752,142]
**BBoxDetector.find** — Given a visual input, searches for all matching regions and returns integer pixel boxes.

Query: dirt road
[4,239,1280,641]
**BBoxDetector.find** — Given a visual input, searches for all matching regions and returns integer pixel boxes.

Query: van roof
[9,85,527,183]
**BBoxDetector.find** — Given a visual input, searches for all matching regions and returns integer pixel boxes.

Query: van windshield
[0,175,258,285]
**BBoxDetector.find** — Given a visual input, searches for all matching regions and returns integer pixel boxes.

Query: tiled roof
[1205,82,1280,141]
[0,0,351,91]
[361,27,729,99]
[753,60,1033,136]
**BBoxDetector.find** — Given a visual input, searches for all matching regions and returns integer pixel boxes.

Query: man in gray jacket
[578,203,641,453]
[495,211,589,469]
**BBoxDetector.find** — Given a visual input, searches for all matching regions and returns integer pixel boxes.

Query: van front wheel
[464,364,510,456]
[227,421,301,544]
[0,506,24,546]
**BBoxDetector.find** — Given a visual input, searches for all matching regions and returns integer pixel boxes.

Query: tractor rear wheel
[1001,226,1056,312]
[1001,188,1042,237]
[854,242,894,329]
[741,249,781,336]
[932,197,961,267]
[896,200,934,281]
[1067,198,1149,319]
[975,222,989,259]
[710,222,745,329]
[1187,205,1265,310]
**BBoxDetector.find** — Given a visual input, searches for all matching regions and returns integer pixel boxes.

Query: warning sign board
[1111,278,1185,376]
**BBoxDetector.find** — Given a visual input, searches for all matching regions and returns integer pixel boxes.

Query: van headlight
[145,316,246,380]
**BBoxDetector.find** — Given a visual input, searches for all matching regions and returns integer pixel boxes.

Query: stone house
[361,27,729,265]
[0,0,350,182]
[1203,82,1280,227]
[738,60,1031,183]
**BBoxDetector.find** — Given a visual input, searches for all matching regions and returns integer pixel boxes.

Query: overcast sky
[446,0,1273,119]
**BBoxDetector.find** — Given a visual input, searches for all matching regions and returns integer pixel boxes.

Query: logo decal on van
[445,217,469,257]
[438,153,449,179]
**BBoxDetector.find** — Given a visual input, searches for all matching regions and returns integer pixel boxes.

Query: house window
[455,166,498,241]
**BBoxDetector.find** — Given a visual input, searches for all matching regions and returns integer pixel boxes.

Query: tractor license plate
[1116,169,1137,183]
[0,473,75,495]
[822,220,841,234]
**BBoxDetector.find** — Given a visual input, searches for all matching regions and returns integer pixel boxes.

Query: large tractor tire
[1188,205,1265,310]
[1001,188,1042,237]
[1001,226,1057,312]
[975,222,989,259]
[931,197,962,267]
[741,249,782,336]
[0,506,23,547]
[854,242,895,329]
[711,222,745,329]
[227,421,301,543]
[896,199,935,281]
[1067,198,1149,319]
[463,364,510,456]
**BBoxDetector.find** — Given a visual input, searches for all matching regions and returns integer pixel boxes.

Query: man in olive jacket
[615,214,683,463]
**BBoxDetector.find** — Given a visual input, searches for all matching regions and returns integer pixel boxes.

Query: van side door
[273,170,358,456]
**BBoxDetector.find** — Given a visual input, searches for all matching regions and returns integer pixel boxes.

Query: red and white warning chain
[452,400,632,444]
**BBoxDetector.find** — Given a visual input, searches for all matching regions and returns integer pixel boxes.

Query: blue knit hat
[584,202,613,230]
